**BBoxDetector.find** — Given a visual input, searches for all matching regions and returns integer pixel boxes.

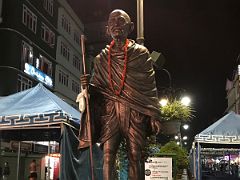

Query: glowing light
[183,124,189,130]
[181,96,191,106]
[182,136,188,140]
[159,98,168,106]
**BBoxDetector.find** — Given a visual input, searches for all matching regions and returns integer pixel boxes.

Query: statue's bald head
[109,9,131,23]
[107,9,134,41]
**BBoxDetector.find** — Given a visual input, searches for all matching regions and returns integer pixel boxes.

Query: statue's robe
[79,40,160,148]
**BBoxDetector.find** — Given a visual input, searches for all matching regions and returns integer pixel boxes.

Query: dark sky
[68,0,240,138]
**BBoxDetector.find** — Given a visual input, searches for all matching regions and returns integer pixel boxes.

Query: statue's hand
[80,74,91,88]
[76,89,87,112]
[150,119,161,135]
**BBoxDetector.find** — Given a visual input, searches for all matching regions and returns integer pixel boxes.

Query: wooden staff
[80,35,95,180]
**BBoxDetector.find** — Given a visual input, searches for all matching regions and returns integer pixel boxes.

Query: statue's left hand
[150,119,161,135]
[76,89,87,112]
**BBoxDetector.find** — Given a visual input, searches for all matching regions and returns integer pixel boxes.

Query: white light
[183,136,188,140]
[183,124,189,130]
[176,142,180,145]
[181,96,191,106]
[29,51,33,58]
[174,135,179,140]
[159,98,168,106]
[36,58,40,69]
[184,142,187,145]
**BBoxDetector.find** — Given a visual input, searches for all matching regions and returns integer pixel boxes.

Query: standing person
[0,165,2,180]
[2,162,10,180]
[77,9,161,180]
[29,159,37,180]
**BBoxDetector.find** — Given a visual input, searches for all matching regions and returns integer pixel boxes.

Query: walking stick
[80,35,95,180]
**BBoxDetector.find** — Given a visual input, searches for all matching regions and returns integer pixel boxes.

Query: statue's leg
[103,132,121,180]
[126,111,147,180]
[127,140,142,180]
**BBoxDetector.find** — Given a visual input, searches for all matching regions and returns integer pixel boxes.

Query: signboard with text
[145,157,172,180]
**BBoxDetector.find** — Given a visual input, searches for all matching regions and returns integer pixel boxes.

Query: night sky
[68,0,240,140]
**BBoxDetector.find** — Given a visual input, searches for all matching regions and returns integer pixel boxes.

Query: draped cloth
[79,40,161,148]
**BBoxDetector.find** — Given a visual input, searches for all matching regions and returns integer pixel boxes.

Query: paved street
[181,169,189,180]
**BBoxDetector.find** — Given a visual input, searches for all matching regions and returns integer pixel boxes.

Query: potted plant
[160,99,194,135]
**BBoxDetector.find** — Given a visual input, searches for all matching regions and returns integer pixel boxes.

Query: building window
[74,30,80,45]
[22,41,33,65]
[61,15,71,34]
[22,5,37,33]
[38,55,52,76]
[59,70,69,86]
[43,0,53,16]
[60,42,70,60]
[17,74,32,92]
[72,80,80,93]
[73,55,81,71]
[41,23,55,47]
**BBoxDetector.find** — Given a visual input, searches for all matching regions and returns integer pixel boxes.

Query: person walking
[29,159,37,180]
[2,162,10,180]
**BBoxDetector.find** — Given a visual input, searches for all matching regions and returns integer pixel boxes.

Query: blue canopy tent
[191,111,240,180]
[0,83,103,180]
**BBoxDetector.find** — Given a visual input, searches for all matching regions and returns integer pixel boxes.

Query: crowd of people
[203,159,239,177]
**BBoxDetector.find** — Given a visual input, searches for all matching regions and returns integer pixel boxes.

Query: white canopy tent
[0,83,81,179]
[191,111,240,180]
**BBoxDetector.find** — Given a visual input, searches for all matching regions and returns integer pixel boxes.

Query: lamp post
[160,95,191,147]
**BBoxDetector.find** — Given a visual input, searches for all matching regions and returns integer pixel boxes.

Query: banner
[145,157,172,180]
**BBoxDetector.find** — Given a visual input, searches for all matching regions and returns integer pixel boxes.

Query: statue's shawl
[91,40,160,118]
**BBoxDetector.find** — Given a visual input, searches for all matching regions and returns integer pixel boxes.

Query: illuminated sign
[24,63,53,87]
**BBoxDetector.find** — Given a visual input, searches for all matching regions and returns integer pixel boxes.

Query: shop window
[22,4,37,33]
[58,70,69,86]
[73,55,81,71]
[39,55,52,76]
[72,80,80,93]
[41,23,55,47]
[43,0,53,16]
[22,41,33,66]
[60,42,70,60]
[17,74,32,92]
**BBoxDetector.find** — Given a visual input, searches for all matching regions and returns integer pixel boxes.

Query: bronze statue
[77,9,161,180]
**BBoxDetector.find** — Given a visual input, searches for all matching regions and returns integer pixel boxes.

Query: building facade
[0,0,84,108]
[226,68,240,113]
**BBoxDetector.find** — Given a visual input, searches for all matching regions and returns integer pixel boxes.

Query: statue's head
[107,9,134,41]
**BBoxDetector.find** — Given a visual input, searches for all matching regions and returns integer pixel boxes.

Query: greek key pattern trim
[195,134,240,144]
[0,111,70,128]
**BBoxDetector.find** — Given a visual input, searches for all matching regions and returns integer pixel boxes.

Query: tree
[159,141,189,174]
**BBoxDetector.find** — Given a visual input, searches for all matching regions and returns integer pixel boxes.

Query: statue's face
[107,10,131,41]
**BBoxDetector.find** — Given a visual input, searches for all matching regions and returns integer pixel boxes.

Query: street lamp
[159,98,168,107]
[181,96,191,106]
[183,124,189,130]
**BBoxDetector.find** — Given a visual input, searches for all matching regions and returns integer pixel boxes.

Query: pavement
[181,169,190,180]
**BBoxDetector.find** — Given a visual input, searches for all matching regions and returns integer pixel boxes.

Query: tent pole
[192,141,196,179]
[197,142,200,180]
[46,141,51,180]
[16,141,21,180]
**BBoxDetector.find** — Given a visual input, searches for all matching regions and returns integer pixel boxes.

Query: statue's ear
[129,22,134,33]
[106,26,110,36]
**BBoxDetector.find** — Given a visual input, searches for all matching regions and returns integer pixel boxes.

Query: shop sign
[10,141,32,151]
[24,63,53,87]
[33,143,48,153]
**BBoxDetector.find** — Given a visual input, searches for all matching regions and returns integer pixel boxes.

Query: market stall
[191,111,240,180]
[0,83,102,180]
